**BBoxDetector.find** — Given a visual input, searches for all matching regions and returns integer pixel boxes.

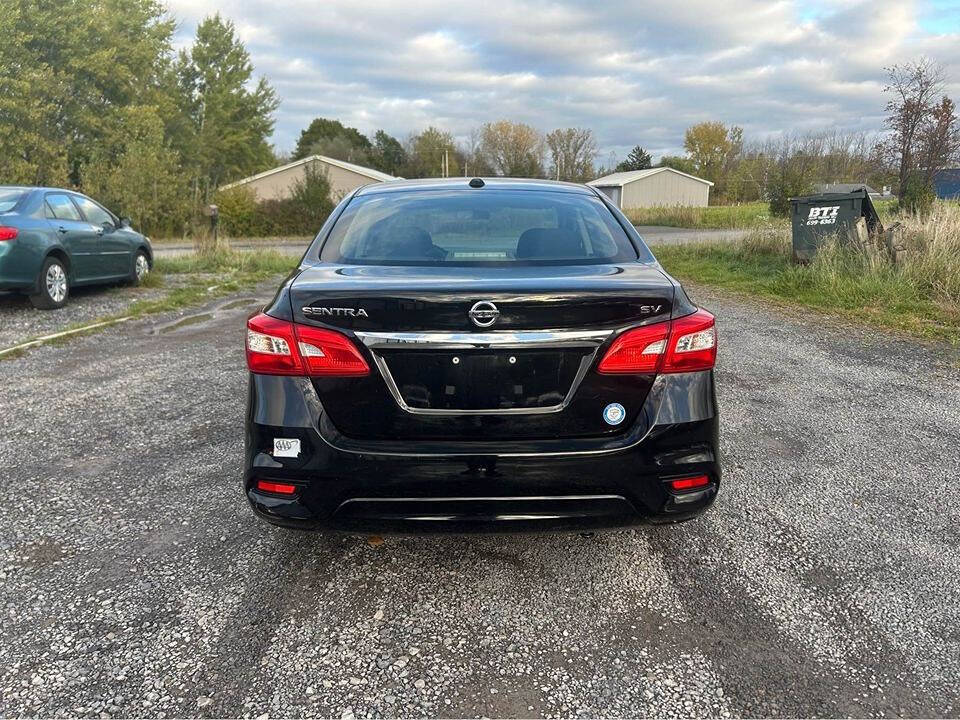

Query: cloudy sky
[164,0,960,164]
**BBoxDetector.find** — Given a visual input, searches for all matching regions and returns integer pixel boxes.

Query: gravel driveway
[1,285,958,718]
[0,284,170,350]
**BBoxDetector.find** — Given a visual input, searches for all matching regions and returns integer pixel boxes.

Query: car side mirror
[119,217,132,228]
[102,220,115,233]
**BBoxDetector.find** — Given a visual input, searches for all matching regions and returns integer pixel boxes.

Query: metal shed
[587,167,713,209]
[934,169,960,200]
[220,155,398,202]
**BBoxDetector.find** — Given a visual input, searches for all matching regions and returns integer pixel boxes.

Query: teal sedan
[0,186,153,309]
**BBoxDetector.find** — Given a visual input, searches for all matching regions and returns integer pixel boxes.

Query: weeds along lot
[626,198,899,230]
[627,202,773,229]
[128,250,295,316]
[655,202,960,346]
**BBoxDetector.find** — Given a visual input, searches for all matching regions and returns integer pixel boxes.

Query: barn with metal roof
[588,167,713,209]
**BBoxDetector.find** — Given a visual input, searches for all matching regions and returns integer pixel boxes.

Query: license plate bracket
[381,348,589,411]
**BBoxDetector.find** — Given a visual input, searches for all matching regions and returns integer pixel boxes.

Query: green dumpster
[789,187,884,262]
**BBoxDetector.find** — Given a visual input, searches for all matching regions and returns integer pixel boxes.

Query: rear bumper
[243,372,720,533]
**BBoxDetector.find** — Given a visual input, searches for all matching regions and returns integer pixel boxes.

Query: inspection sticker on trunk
[273,438,301,458]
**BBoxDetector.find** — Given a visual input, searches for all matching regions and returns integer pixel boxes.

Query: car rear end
[243,180,719,533]
[0,188,34,291]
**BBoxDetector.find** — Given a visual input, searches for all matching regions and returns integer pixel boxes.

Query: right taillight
[662,309,716,373]
[0,226,18,241]
[246,313,370,377]
[597,309,716,375]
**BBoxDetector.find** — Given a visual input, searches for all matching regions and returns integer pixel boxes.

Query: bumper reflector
[256,480,298,495]
[669,475,710,492]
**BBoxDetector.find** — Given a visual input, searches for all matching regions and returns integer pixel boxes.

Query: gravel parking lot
[0,284,169,350]
[1,286,958,718]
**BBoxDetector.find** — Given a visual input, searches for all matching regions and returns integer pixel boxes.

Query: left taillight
[246,313,370,377]
[0,226,18,241]
[597,309,717,375]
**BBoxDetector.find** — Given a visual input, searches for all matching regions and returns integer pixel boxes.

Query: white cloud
[165,0,960,160]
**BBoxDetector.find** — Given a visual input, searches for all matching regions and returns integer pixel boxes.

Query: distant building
[588,167,712,209]
[220,155,398,201]
[934,169,960,200]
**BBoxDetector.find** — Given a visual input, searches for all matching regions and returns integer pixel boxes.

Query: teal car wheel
[134,251,150,283]
[30,256,69,310]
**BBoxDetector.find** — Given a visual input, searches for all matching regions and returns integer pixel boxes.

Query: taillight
[246,313,369,377]
[597,309,716,374]
[246,313,301,375]
[669,475,710,492]
[294,324,371,376]
[0,226,18,241]
[596,321,670,374]
[256,480,297,495]
[662,309,716,373]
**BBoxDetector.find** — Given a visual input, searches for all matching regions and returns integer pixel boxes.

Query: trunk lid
[290,262,674,441]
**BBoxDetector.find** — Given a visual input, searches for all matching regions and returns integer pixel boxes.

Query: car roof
[354,177,598,197]
[0,186,84,195]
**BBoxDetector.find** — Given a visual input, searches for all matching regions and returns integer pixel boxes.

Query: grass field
[626,198,900,230]
[626,203,774,229]
[654,203,960,346]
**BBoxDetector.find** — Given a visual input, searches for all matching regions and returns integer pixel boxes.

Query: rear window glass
[319,190,639,265]
[46,194,82,221]
[0,189,24,213]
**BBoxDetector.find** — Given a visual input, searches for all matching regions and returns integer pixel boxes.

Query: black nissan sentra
[244,178,719,533]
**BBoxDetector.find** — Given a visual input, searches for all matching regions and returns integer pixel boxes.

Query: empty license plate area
[380,348,591,411]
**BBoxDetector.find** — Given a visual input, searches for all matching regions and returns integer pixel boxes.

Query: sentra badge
[302,306,369,317]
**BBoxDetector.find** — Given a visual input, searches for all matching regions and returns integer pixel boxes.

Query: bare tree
[460,127,494,177]
[917,96,960,178]
[881,59,960,191]
[545,128,597,181]
[479,120,545,177]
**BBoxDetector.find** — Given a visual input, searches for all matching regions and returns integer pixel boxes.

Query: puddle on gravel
[156,313,214,334]
[218,298,260,311]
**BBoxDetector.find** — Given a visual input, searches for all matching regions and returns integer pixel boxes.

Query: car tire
[130,249,150,285]
[29,256,70,310]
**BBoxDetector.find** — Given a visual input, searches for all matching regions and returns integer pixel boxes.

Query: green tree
[369,130,407,175]
[83,106,187,235]
[480,120,544,177]
[308,133,371,165]
[404,127,460,177]
[545,128,597,181]
[175,14,278,202]
[684,122,734,185]
[658,155,697,175]
[899,171,936,215]
[615,145,652,172]
[0,0,176,186]
[293,118,371,161]
[768,154,817,217]
[290,163,335,226]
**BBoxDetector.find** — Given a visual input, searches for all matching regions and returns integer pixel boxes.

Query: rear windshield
[319,189,640,265]
[0,189,25,213]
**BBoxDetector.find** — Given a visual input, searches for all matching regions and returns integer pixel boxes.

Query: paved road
[152,227,749,258]
[1,286,959,718]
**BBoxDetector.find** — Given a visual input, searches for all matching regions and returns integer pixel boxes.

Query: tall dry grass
[895,202,960,307]
[656,201,960,342]
[724,203,960,309]
[626,203,774,229]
